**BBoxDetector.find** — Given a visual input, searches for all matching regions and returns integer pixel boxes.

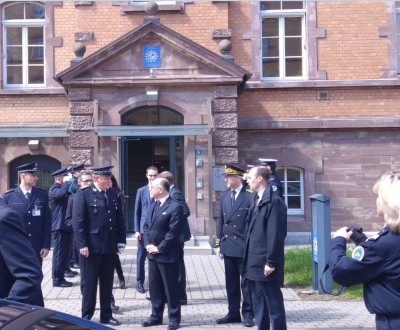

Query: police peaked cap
[16,162,38,174]
[92,165,114,176]
[52,167,69,177]
[224,164,246,176]
[72,163,85,172]
[259,158,278,166]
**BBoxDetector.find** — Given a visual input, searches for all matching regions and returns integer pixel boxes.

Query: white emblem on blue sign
[143,45,161,68]
[352,246,365,261]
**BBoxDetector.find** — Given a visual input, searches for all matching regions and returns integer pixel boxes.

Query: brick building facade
[1,1,399,236]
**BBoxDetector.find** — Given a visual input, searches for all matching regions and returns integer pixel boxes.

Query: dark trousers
[178,243,187,302]
[248,280,287,330]
[376,314,400,330]
[115,253,125,281]
[31,254,44,307]
[69,233,79,266]
[52,230,72,283]
[224,256,253,319]
[136,236,146,285]
[148,259,181,326]
[79,253,115,320]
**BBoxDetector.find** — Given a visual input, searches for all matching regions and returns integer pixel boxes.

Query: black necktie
[231,190,236,206]
[25,192,31,203]
[101,191,108,206]
[254,194,259,206]
[155,200,161,208]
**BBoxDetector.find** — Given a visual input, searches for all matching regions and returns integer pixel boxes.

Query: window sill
[0,87,65,95]
[288,215,305,222]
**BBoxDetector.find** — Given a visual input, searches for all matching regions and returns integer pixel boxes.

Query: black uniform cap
[52,167,69,177]
[259,158,278,166]
[224,164,246,176]
[16,162,38,174]
[92,165,114,176]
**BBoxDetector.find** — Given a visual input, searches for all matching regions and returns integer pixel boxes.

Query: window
[2,2,45,87]
[260,1,305,80]
[275,167,304,215]
[396,2,400,76]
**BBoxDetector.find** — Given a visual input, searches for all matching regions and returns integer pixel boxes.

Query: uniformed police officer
[48,167,74,287]
[259,158,283,197]
[329,171,400,330]
[2,163,51,307]
[72,165,126,326]
[216,164,255,327]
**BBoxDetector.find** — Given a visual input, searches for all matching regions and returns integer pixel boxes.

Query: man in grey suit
[134,165,158,294]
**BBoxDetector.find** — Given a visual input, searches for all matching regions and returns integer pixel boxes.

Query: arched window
[276,166,304,215]
[122,105,183,125]
[2,2,45,86]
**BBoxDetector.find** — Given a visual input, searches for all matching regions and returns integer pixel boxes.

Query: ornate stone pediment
[55,20,251,88]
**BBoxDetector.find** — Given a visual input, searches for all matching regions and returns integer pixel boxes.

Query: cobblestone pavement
[42,252,375,329]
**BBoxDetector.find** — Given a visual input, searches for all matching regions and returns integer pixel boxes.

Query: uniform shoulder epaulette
[4,188,15,194]
[366,227,388,242]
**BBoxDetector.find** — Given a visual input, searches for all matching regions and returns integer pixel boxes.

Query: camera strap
[320,263,346,296]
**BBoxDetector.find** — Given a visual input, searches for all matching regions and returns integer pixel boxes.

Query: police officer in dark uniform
[48,167,74,287]
[2,162,51,307]
[259,158,283,197]
[216,164,254,327]
[72,165,126,326]
[329,171,400,330]
[67,162,85,195]
[0,197,43,305]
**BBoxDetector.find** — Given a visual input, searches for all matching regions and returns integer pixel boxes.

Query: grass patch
[284,246,363,300]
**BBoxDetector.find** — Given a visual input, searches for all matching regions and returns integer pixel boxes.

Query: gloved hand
[118,244,126,254]
[63,173,71,183]
[217,248,224,260]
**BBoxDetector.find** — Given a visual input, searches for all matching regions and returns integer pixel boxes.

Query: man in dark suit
[243,166,287,330]
[72,165,126,326]
[2,162,51,307]
[158,171,191,305]
[216,164,254,327]
[134,165,158,294]
[141,178,183,330]
[0,197,43,305]
[49,167,75,288]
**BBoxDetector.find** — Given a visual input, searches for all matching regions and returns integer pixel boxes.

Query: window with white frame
[260,1,305,80]
[275,167,304,215]
[2,2,45,87]
[396,2,400,76]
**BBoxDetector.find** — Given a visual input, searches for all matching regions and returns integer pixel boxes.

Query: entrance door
[122,136,183,231]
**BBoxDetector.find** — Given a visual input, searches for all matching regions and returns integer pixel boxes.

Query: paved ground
[42,251,375,329]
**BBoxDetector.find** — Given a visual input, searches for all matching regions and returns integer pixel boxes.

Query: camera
[347,226,368,246]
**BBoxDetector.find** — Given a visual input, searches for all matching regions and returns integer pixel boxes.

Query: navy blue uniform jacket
[0,198,43,304]
[217,186,251,258]
[143,197,183,263]
[134,184,152,234]
[329,227,400,316]
[72,185,126,254]
[48,182,71,232]
[170,186,191,242]
[2,186,51,257]
[242,184,287,283]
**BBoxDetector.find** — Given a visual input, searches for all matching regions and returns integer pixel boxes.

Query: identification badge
[32,207,41,217]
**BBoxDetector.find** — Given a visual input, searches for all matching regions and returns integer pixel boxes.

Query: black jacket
[170,186,191,242]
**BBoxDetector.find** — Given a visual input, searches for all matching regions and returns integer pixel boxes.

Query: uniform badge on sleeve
[352,246,365,261]
[272,185,277,192]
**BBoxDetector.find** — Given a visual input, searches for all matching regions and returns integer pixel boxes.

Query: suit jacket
[242,184,287,283]
[2,186,51,257]
[143,197,183,263]
[72,185,126,254]
[48,182,71,232]
[217,185,252,258]
[0,198,43,304]
[170,186,191,242]
[134,184,153,234]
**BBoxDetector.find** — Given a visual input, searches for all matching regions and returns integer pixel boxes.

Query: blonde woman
[329,171,400,330]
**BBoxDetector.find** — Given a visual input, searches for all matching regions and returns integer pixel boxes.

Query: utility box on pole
[310,194,332,294]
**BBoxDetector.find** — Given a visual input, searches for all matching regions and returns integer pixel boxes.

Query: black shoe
[70,263,80,269]
[244,318,255,327]
[64,271,77,278]
[53,280,73,288]
[167,324,179,330]
[110,298,119,311]
[137,282,145,294]
[180,300,187,305]
[145,297,151,301]
[216,314,242,324]
[66,268,78,275]
[100,316,120,326]
[119,280,126,289]
[141,319,162,327]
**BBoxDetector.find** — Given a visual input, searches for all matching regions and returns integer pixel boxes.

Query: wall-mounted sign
[143,45,161,68]
[195,149,202,155]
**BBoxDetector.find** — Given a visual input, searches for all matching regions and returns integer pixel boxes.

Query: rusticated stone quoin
[69,102,95,115]
[68,88,91,101]
[69,131,95,148]
[214,85,237,99]
[212,29,232,39]
[212,129,238,147]
[212,98,237,113]
[215,147,238,165]
[74,32,94,42]
[70,149,93,165]
[213,113,237,129]
[69,116,93,130]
